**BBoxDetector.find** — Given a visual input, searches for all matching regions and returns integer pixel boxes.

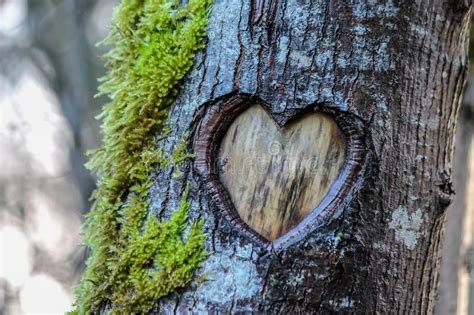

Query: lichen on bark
[71,0,212,313]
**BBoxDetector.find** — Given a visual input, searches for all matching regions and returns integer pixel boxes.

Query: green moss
[72,0,212,313]
[171,135,195,166]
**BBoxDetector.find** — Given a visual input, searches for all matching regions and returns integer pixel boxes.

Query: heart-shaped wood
[193,94,366,249]
[217,105,346,240]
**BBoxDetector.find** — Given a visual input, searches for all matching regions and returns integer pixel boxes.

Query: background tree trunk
[149,1,471,313]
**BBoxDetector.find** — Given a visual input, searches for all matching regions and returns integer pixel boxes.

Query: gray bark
[149,1,471,313]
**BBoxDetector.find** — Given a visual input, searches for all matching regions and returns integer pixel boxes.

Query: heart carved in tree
[193,95,365,248]
[217,105,346,240]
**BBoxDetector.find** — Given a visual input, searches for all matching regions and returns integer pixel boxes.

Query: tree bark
[150,1,471,313]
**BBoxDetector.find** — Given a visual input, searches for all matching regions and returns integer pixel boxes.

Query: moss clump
[72,0,212,313]
[171,136,195,166]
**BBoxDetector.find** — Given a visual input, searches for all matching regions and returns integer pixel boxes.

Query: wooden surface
[218,105,346,240]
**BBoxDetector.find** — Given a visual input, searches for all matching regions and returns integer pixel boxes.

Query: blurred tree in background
[0,0,116,313]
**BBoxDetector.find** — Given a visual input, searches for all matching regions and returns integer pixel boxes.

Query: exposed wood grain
[217,104,346,240]
[193,94,367,249]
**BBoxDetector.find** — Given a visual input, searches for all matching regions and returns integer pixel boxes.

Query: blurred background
[0,0,116,313]
[0,1,472,314]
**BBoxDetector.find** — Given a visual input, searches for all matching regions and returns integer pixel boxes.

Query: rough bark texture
[149,1,471,313]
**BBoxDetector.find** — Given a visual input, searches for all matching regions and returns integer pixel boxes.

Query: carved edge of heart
[192,92,369,252]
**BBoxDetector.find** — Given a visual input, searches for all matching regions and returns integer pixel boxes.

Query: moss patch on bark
[71,0,212,313]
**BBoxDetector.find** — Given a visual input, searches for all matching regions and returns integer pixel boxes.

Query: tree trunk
[150,1,471,313]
